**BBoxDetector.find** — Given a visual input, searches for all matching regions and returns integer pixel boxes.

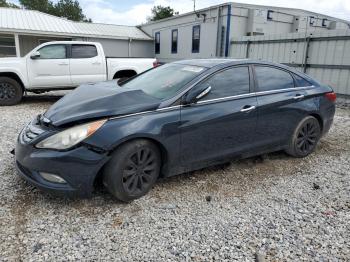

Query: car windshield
[120,63,206,100]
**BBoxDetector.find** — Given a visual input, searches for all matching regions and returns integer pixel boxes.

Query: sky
[9,0,350,25]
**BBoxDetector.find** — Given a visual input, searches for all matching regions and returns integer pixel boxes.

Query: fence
[230,30,350,95]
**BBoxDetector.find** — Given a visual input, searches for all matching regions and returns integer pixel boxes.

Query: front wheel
[286,116,321,157]
[0,77,23,106]
[103,139,161,202]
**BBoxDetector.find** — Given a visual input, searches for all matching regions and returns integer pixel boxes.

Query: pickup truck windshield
[120,63,206,100]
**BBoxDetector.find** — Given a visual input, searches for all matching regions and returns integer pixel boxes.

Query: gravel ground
[0,92,349,261]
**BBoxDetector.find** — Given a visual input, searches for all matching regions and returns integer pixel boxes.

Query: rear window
[255,66,295,91]
[71,45,97,58]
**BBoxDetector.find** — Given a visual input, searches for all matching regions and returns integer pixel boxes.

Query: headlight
[36,119,107,150]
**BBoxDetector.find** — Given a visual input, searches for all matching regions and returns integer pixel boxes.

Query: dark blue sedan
[15,59,336,201]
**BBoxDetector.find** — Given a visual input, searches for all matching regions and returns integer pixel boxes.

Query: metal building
[140,2,349,63]
[0,7,154,58]
[230,29,350,95]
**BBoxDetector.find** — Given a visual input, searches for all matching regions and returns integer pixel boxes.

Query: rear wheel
[286,116,321,157]
[103,139,161,202]
[0,77,23,106]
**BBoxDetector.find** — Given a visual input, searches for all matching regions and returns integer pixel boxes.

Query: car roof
[174,58,288,69]
[174,59,248,68]
[172,58,319,85]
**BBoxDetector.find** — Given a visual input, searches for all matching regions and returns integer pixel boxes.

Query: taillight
[324,92,336,102]
[153,60,160,68]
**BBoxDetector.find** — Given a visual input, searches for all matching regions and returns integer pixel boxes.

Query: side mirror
[184,85,211,105]
[30,51,40,60]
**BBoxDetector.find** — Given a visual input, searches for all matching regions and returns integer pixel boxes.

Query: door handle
[240,105,256,113]
[293,94,305,100]
[58,62,68,66]
[92,62,101,65]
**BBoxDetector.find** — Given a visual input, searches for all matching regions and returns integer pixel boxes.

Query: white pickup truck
[0,41,157,105]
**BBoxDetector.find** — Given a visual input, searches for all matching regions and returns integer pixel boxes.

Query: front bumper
[15,131,110,198]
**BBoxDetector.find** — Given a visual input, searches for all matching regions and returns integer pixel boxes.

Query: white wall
[141,3,349,61]
[141,6,229,63]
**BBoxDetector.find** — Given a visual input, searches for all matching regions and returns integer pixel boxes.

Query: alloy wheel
[296,120,320,154]
[122,147,157,194]
[0,82,16,101]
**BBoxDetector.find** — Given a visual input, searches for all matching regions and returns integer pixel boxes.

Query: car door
[180,66,258,168]
[27,44,72,88]
[253,65,310,148]
[69,44,106,85]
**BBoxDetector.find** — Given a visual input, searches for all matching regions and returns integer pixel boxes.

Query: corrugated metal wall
[230,30,350,95]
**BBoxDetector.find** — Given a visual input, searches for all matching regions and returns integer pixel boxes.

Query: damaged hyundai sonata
[15,59,336,201]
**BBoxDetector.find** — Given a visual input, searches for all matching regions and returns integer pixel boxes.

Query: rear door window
[71,45,98,58]
[293,74,312,87]
[255,66,294,91]
[196,66,250,101]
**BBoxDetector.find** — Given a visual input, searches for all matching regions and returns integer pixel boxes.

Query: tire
[286,116,321,157]
[116,77,130,85]
[0,77,23,106]
[103,139,161,202]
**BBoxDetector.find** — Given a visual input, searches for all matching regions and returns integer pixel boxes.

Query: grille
[22,121,45,143]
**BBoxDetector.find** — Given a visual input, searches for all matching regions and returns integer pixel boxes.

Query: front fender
[0,66,28,87]
[84,109,181,174]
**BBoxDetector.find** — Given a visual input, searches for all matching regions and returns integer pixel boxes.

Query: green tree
[148,5,177,21]
[0,0,19,8]
[54,0,91,22]
[19,0,91,22]
[19,0,54,13]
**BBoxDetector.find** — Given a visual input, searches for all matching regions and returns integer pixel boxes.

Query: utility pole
[193,0,196,11]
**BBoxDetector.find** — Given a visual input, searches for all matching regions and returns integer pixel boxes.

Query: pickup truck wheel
[116,77,130,85]
[103,139,161,202]
[0,77,23,106]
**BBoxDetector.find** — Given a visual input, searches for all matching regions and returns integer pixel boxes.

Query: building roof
[142,2,349,26]
[0,7,152,41]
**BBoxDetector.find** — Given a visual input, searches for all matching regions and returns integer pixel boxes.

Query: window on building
[255,66,295,91]
[71,44,98,58]
[195,66,250,101]
[219,26,225,57]
[155,32,160,54]
[192,25,200,53]
[171,29,178,54]
[0,35,16,57]
[38,44,67,59]
[267,10,274,20]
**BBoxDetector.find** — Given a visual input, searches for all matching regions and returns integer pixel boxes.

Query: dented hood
[44,81,161,126]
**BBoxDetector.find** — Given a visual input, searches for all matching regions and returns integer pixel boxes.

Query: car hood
[44,81,161,126]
